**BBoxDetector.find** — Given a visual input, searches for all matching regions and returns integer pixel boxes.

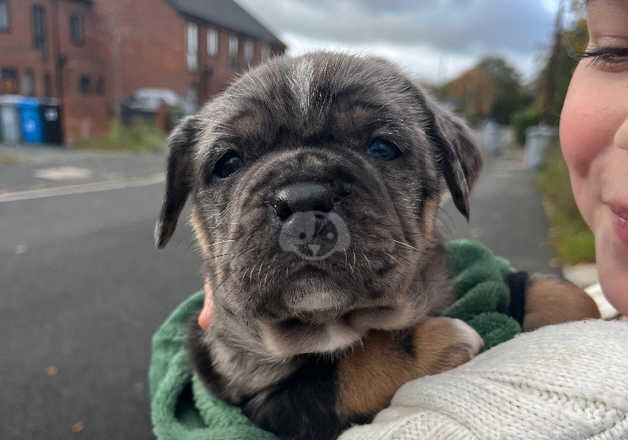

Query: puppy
[155,52,599,439]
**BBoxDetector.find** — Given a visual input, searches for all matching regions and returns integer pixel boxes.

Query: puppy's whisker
[206,239,237,250]
[383,251,402,266]
[392,240,419,252]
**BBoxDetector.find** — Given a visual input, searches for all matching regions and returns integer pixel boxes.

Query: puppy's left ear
[154,115,200,249]
[421,92,483,220]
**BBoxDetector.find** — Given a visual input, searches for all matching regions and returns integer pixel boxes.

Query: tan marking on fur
[331,105,373,137]
[190,209,210,257]
[336,317,480,418]
[524,277,601,331]
[422,198,440,237]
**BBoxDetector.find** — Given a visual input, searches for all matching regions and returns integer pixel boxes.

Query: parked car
[121,89,186,130]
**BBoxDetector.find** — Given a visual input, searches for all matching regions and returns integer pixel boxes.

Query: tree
[440,56,527,125]
[535,1,588,125]
[479,57,529,124]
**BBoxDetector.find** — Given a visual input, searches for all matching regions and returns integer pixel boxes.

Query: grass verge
[74,120,166,153]
[0,153,18,165]
[537,144,595,265]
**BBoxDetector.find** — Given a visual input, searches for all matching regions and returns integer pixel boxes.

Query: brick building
[0,0,285,143]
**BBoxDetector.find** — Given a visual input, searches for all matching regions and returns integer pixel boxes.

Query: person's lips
[610,203,628,246]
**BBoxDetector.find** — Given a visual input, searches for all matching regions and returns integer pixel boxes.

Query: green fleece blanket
[149,239,520,439]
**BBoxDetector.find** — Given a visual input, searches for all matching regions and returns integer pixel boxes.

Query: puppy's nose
[271,182,334,221]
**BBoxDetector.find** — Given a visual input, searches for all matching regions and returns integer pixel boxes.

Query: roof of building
[167,0,285,48]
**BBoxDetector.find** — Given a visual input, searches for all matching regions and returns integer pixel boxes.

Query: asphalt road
[1,181,200,440]
[0,147,554,439]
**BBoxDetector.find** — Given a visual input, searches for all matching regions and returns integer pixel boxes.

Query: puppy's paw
[336,318,483,421]
[412,317,483,375]
[523,274,601,331]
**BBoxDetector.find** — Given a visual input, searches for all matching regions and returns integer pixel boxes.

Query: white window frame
[70,14,84,45]
[228,35,239,68]
[244,40,254,65]
[187,23,198,71]
[23,69,34,96]
[0,0,9,32]
[207,28,218,56]
[260,44,271,61]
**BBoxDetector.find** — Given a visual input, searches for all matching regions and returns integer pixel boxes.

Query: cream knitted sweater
[340,320,628,440]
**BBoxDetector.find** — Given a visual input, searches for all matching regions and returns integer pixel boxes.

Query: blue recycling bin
[17,98,44,144]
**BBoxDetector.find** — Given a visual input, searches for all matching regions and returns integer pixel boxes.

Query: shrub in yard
[511,106,540,146]
[538,144,595,265]
[75,119,167,153]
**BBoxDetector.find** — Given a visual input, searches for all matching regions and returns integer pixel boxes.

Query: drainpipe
[51,0,66,133]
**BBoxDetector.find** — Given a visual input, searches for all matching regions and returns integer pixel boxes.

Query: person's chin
[595,220,628,316]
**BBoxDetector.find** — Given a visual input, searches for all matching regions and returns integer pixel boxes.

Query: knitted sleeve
[339,320,628,440]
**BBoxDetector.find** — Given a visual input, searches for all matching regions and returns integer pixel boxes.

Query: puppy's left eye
[367,139,401,161]
[213,150,244,179]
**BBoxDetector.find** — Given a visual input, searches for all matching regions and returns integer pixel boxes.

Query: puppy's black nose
[271,182,335,221]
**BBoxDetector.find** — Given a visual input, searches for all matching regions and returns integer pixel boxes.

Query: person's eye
[581,47,628,72]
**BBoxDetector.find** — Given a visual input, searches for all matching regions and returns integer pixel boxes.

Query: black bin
[40,98,64,145]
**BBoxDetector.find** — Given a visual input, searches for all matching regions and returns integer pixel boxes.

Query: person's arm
[339,320,628,440]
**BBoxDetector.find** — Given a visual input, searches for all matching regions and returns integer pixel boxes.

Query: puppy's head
[156,52,482,359]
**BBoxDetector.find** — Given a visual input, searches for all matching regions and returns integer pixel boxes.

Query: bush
[537,145,595,265]
[74,119,167,153]
[511,106,540,146]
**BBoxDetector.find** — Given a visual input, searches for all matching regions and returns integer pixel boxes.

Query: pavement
[0,142,555,439]
[0,145,165,198]
[440,147,558,274]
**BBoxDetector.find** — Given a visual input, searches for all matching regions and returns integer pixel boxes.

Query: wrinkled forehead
[205,55,427,149]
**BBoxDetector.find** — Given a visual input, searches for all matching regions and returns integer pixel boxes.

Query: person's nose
[614,116,628,151]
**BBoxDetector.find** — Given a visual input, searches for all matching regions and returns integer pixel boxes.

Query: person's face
[560,0,628,315]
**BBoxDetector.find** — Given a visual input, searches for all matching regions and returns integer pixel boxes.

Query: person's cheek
[559,66,602,227]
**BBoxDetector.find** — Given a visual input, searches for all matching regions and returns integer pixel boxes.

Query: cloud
[238,0,558,82]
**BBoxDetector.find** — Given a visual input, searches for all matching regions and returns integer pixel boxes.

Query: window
[0,67,18,94]
[0,0,9,32]
[70,14,84,45]
[95,76,104,95]
[44,73,53,97]
[78,75,91,94]
[23,69,35,96]
[207,28,218,56]
[228,35,238,69]
[184,87,198,113]
[260,44,271,61]
[32,5,47,56]
[186,23,198,71]
[244,41,254,66]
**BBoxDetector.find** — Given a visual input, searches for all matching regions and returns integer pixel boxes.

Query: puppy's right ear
[154,115,199,249]
[420,92,483,220]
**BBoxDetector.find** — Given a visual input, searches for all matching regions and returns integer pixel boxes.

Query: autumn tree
[441,56,526,124]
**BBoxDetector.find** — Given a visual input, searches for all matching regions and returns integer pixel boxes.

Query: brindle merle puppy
[155,52,599,439]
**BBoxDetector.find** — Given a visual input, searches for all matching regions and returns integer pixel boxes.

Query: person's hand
[198,278,214,331]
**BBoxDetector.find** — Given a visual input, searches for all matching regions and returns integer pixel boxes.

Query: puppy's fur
[155,52,599,439]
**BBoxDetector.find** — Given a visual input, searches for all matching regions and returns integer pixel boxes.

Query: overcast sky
[238,0,564,84]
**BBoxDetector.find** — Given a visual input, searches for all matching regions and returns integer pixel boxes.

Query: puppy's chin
[260,320,364,359]
[258,306,421,359]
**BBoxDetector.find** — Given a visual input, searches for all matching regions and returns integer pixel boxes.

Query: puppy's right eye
[213,151,244,179]
[367,139,401,161]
